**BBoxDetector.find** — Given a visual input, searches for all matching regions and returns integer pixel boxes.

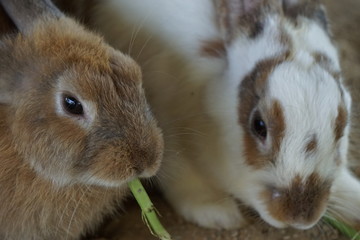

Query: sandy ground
[98,193,347,240]
[94,0,360,240]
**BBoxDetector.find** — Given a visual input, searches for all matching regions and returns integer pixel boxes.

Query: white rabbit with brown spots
[74,0,360,231]
[0,0,163,239]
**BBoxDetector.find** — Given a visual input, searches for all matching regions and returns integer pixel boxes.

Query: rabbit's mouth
[78,162,161,188]
[79,153,163,188]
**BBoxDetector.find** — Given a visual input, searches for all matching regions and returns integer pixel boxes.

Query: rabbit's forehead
[268,60,343,122]
[58,65,138,100]
[267,62,345,141]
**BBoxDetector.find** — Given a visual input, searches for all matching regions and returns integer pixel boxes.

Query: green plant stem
[128,178,172,240]
[129,179,360,240]
[324,216,360,240]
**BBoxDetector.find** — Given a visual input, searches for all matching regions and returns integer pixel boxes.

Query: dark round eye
[63,95,83,115]
[252,115,267,140]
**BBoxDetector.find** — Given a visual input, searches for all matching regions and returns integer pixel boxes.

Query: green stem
[128,178,172,240]
[129,179,360,240]
[324,216,360,240]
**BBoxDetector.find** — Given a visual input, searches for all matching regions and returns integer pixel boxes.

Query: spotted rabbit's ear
[282,0,329,32]
[213,0,282,42]
[0,0,64,34]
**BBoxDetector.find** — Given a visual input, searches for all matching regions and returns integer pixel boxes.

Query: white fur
[88,0,357,230]
[79,173,126,187]
[92,0,223,77]
[330,168,360,223]
[29,158,73,186]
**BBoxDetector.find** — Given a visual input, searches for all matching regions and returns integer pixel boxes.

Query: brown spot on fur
[261,173,331,226]
[238,12,264,39]
[215,0,235,41]
[215,0,282,42]
[237,1,282,40]
[334,105,347,141]
[200,39,226,58]
[238,55,289,168]
[242,133,267,168]
[313,52,342,83]
[305,135,317,154]
[283,1,329,33]
[268,100,286,156]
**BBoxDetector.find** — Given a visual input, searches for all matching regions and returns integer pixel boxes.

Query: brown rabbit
[0,0,163,239]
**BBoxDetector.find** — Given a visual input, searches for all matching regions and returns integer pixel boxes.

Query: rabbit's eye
[252,115,267,140]
[63,96,83,115]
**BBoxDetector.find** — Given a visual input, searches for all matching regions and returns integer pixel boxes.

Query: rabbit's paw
[178,198,244,229]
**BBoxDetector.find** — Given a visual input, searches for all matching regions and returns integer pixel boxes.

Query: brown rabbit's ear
[0,0,64,33]
[214,0,282,42]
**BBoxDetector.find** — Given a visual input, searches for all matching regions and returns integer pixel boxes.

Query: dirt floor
[98,0,360,239]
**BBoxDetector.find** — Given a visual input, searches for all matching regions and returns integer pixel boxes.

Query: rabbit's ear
[282,0,328,32]
[214,0,281,42]
[282,0,320,8]
[0,0,63,33]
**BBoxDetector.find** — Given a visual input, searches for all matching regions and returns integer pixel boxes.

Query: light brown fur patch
[216,0,282,42]
[268,100,286,156]
[261,173,331,225]
[200,39,226,58]
[305,135,317,154]
[313,52,342,83]
[283,1,329,33]
[334,105,347,141]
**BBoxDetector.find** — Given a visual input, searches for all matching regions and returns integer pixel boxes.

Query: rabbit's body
[67,0,360,231]
[0,1,163,239]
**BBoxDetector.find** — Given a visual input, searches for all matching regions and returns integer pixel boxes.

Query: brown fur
[0,8,163,240]
[335,105,348,141]
[313,52,342,83]
[283,0,329,33]
[268,100,286,156]
[261,173,331,225]
[200,39,226,58]
[216,0,283,42]
[237,0,282,39]
[305,135,318,154]
[238,56,288,168]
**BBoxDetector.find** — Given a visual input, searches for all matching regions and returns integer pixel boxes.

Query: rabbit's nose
[264,173,331,228]
[130,134,164,177]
